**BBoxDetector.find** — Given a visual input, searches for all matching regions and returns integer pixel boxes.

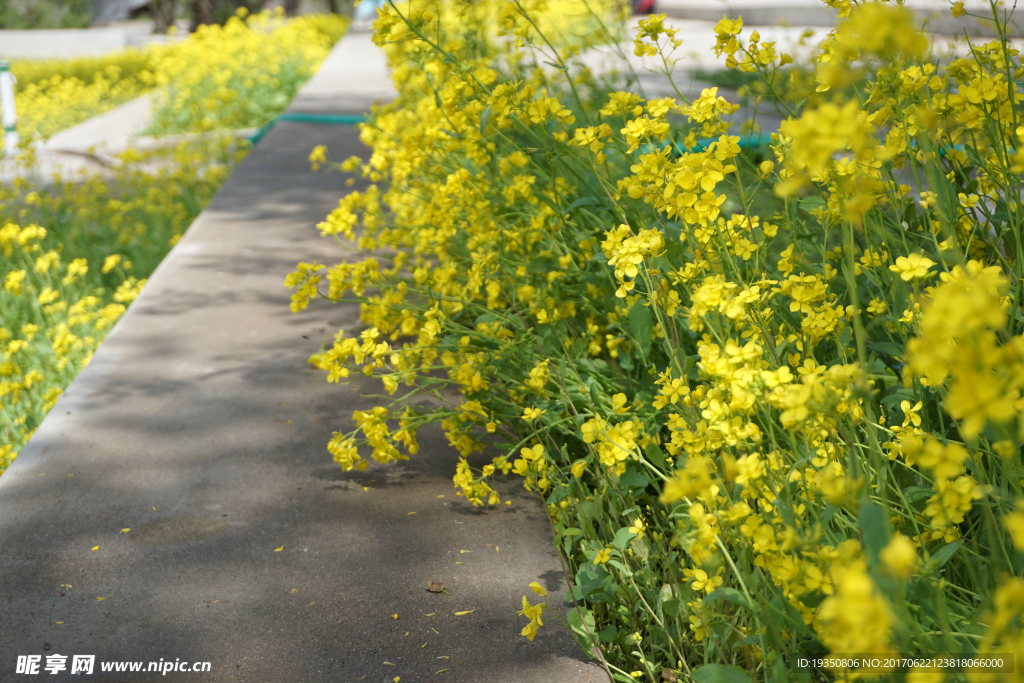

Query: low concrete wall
[657,0,1020,35]
[0,23,178,59]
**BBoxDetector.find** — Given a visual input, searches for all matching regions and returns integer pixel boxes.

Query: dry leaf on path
[426,581,445,593]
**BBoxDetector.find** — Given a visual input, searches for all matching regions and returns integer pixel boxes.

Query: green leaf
[796,197,826,210]
[479,106,491,136]
[628,301,653,358]
[567,196,599,212]
[768,595,811,636]
[858,500,890,566]
[706,586,760,613]
[615,526,636,548]
[560,527,584,537]
[619,463,650,492]
[902,485,933,504]
[607,557,633,574]
[691,664,754,683]
[923,539,964,572]
[644,443,667,470]
[820,504,839,527]
[868,341,904,358]
[566,606,596,638]
[881,387,915,411]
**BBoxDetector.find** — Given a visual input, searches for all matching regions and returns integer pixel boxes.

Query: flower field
[5,10,347,144]
[0,140,242,471]
[1,11,347,473]
[290,0,1024,680]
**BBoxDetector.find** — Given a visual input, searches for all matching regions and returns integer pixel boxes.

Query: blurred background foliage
[0,0,94,28]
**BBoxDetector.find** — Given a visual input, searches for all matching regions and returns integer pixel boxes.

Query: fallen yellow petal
[421,642,427,648]
[455,562,463,565]
[459,550,470,554]
[425,613,435,616]
[436,495,445,498]
[96,597,105,601]
[56,621,64,625]
[454,610,473,615]
[392,613,399,619]
[120,528,130,533]
[292,589,298,593]
[383,661,395,666]
[274,546,284,552]
[363,487,369,491]
[436,669,448,674]
[394,678,401,682]
[90,546,99,551]
[407,512,417,516]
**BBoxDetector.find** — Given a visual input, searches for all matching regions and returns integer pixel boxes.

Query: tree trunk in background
[191,0,215,30]
[325,0,338,14]
[282,0,300,15]
[152,0,178,33]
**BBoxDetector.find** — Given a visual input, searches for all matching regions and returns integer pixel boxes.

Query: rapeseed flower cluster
[292,0,1024,679]
[148,9,346,134]
[9,52,155,141]
[3,10,346,149]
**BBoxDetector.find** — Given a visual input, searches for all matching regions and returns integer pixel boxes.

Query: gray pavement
[0,34,606,683]
[288,33,396,115]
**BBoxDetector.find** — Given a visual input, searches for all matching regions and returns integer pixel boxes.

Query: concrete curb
[0,21,182,59]
[657,0,1018,35]
[0,33,608,683]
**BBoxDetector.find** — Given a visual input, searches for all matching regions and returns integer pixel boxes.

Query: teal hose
[246,112,368,146]
[245,111,769,153]
[277,113,368,125]
[689,132,769,151]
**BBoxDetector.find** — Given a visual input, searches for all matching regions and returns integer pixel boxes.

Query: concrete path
[0,33,606,683]
[288,32,397,115]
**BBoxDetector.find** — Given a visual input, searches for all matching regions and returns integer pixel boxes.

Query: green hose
[246,112,368,146]
[245,111,770,153]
